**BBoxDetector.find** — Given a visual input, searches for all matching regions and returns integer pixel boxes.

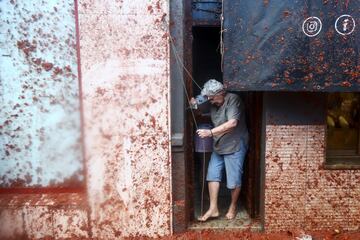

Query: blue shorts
[206,144,247,189]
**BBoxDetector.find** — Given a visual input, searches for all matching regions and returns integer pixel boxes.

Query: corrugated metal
[223,0,360,91]
[0,1,83,187]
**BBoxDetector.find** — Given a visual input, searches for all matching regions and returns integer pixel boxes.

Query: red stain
[64,65,72,72]
[150,116,156,128]
[17,40,36,57]
[100,128,112,141]
[41,62,53,71]
[283,10,291,18]
[53,66,63,75]
[147,5,153,14]
[31,13,43,22]
[341,81,351,87]
[122,230,360,240]
[96,87,106,96]
[32,58,42,65]
[156,0,161,10]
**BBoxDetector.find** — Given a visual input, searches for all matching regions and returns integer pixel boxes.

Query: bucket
[194,123,213,153]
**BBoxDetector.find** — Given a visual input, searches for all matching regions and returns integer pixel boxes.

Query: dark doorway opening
[189,26,263,230]
[192,27,222,95]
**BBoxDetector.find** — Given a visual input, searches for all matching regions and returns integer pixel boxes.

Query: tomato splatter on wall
[78,0,172,238]
[0,1,83,188]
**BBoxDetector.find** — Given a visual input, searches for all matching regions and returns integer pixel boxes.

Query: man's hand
[196,129,212,138]
[189,97,197,109]
[197,119,238,139]
[190,97,196,105]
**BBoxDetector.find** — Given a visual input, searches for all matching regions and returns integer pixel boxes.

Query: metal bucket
[194,123,213,153]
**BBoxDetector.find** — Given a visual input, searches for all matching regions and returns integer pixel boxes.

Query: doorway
[188,26,263,230]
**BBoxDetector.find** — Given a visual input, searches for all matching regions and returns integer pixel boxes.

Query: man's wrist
[210,129,214,137]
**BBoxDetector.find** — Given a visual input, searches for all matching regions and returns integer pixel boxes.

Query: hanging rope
[169,35,203,92]
[201,148,206,217]
[220,0,226,73]
[169,34,208,218]
[169,37,198,130]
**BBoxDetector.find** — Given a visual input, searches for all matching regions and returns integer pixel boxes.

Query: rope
[201,149,206,217]
[169,34,208,218]
[169,35,203,92]
[169,38,198,130]
[220,0,226,73]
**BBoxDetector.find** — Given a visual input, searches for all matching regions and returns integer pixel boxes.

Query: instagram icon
[302,16,322,37]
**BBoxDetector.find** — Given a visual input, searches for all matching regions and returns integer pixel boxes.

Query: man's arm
[197,119,238,138]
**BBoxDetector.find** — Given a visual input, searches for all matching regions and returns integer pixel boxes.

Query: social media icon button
[335,15,356,36]
[302,16,322,37]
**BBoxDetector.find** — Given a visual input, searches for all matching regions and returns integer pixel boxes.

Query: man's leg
[198,181,220,221]
[226,187,241,219]
[224,145,247,220]
[198,152,224,221]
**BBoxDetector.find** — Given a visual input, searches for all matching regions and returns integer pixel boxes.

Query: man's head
[201,79,225,106]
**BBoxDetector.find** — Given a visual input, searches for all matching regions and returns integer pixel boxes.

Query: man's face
[207,92,225,106]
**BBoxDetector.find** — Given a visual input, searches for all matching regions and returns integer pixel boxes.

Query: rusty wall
[264,93,360,232]
[0,1,83,187]
[78,0,172,238]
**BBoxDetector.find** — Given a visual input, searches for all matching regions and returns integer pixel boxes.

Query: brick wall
[264,93,360,232]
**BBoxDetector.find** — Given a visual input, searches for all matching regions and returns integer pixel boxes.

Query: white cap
[201,79,224,96]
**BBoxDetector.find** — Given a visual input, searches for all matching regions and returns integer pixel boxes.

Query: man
[191,79,249,221]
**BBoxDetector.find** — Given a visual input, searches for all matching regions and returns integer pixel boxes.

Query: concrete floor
[192,153,262,231]
[190,196,262,231]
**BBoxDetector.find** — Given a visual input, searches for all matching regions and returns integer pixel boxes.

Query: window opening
[326,93,360,169]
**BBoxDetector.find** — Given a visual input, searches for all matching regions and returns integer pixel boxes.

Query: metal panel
[223,0,360,91]
[78,0,171,237]
[192,0,221,26]
[0,1,83,187]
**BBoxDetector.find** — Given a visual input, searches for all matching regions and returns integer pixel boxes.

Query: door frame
[170,0,265,231]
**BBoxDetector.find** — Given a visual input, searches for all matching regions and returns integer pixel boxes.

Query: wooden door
[241,92,262,218]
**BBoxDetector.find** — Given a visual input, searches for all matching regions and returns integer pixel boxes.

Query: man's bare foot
[197,208,219,222]
[225,205,237,220]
